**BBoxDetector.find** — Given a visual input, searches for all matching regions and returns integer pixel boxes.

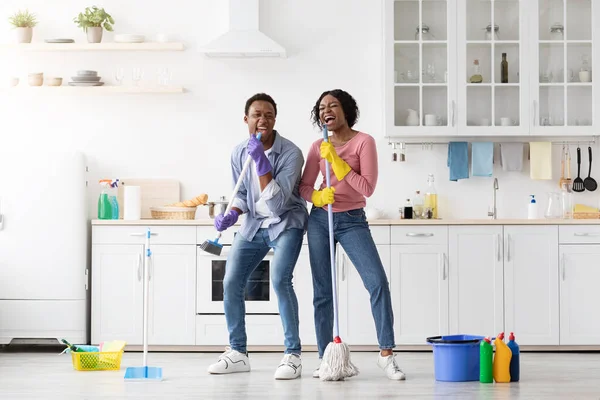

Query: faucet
[488,178,499,219]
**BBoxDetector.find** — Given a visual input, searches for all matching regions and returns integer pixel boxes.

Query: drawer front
[391,226,448,245]
[92,226,196,245]
[559,225,600,244]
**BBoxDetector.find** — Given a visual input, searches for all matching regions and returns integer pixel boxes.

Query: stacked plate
[114,34,145,43]
[45,38,75,43]
[68,70,104,87]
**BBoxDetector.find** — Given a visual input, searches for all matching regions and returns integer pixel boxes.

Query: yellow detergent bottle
[493,332,512,383]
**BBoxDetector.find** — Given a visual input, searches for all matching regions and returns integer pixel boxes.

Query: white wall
[2,0,599,220]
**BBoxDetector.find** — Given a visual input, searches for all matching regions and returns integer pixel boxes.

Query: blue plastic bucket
[426,335,485,382]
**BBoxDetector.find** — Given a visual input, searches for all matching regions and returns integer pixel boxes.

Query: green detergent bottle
[480,337,493,383]
[98,179,112,219]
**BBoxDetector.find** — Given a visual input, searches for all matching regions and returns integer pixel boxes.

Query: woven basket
[150,206,197,220]
[573,212,600,220]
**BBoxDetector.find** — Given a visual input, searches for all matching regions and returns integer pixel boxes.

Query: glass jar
[550,23,564,40]
[485,24,500,40]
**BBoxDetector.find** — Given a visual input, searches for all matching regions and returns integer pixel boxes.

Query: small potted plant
[73,6,114,43]
[8,9,37,43]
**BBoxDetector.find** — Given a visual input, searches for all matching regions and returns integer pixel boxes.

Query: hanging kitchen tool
[573,147,585,192]
[583,146,597,192]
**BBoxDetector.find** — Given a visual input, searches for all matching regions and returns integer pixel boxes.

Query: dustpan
[125,228,163,381]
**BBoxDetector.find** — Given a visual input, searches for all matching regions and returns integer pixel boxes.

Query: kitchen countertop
[91,218,600,226]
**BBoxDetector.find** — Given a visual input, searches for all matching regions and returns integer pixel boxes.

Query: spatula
[584,146,597,192]
[573,147,585,192]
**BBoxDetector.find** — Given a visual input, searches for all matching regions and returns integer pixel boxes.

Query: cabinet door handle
[130,232,159,237]
[451,100,456,127]
[506,234,511,262]
[406,232,434,237]
[137,253,142,282]
[574,232,600,237]
[561,254,566,281]
[496,234,501,261]
[342,254,346,282]
[533,100,538,126]
[443,253,447,280]
[148,251,153,281]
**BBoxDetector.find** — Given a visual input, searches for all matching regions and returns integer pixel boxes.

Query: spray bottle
[493,332,512,383]
[479,337,493,383]
[98,180,112,220]
[109,179,120,220]
[507,332,520,382]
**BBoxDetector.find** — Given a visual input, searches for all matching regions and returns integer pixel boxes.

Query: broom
[318,125,359,382]
[199,132,262,256]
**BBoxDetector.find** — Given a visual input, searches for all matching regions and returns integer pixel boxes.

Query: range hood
[202,0,286,58]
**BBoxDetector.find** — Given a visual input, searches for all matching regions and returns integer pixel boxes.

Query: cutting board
[117,179,180,219]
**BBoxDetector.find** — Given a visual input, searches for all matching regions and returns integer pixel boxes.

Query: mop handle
[322,126,340,339]
[143,228,150,368]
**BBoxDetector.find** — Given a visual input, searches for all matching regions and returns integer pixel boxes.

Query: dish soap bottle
[528,195,538,219]
[98,179,113,220]
[479,337,493,383]
[493,332,512,383]
[425,174,438,219]
[507,332,520,382]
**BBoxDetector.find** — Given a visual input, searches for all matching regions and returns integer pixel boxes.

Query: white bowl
[46,77,63,86]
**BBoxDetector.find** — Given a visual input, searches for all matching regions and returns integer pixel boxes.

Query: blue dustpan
[125,229,163,382]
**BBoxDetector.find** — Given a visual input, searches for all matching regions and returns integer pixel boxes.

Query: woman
[299,89,405,381]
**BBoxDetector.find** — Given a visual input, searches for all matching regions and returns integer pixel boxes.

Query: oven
[196,244,279,315]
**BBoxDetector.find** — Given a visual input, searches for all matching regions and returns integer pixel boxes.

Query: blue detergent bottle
[507,332,520,382]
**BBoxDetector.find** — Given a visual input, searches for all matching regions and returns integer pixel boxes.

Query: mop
[124,228,163,381]
[199,132,263,256]
[318,125,359,382]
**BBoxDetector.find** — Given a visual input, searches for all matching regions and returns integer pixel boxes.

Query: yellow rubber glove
[311,187,335,207]
[320,141,352,181]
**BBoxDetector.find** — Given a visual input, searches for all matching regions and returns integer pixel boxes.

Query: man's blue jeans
[223,228,304,354]
[307,206,396,358]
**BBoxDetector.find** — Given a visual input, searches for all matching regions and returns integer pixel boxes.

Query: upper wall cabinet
[384,0,598,137]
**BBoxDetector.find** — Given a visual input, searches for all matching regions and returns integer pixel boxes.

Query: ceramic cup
[425,114,441,126]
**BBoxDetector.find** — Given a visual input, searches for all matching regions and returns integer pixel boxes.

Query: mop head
[319,336,359,381]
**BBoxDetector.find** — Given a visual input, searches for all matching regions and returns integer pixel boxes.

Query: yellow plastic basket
[71,351,123,371]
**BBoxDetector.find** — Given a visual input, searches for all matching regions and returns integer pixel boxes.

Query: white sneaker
[312,361,321,378]
[207,347,251,374]
[377,353,406,380]
[274,353,302,380]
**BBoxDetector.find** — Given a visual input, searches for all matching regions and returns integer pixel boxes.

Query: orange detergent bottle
[493,332,512,383]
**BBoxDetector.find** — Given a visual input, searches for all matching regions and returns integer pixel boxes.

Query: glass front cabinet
[384,0,599,137]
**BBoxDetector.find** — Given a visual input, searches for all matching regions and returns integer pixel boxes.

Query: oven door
[196,245,278,314]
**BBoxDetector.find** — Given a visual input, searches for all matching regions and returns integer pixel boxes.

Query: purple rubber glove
[214,209,239,232]
[247,134,272,176]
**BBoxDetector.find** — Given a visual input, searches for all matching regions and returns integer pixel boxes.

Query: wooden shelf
[0,42,185,52]
[2,85,185,94]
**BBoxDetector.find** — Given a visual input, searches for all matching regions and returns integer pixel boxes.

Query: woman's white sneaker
[377,353,406,380]
[274,353,302,380]
[312,362,320,378]
[207,347,251,374]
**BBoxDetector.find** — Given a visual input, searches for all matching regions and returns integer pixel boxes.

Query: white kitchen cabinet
[384,0,599,137]
[559,245,600,345]
[504,226,559,345]
[147,245,196,345]
[92,244,144,345]
[92,242,196,346]
[337,245,392,346]
[390,244,449,345]
[448,226,504,337]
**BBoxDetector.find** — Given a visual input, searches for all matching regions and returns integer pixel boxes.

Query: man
[207,93,308,380]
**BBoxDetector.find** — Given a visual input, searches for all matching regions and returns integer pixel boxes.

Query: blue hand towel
[447,142,469,181]
[471,142,494,177]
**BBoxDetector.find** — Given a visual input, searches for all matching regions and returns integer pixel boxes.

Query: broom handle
[323,127,340,339]
[143,228,150,368]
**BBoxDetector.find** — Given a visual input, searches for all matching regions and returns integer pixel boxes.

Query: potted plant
[8,9,37,43]
[73,6,114,43]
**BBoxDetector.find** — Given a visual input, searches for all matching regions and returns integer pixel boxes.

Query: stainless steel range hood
[201,0,286,58]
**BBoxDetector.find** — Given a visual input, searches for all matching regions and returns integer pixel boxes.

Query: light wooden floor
[1,348,600,399]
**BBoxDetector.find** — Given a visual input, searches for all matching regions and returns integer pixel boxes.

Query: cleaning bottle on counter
[97,180,112,220]
[109,179,120,220]
[507,332,520,382]
[528,195,538,219]
[479,337,493,383]
[425,174,438,219]
[493,332,512,383]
